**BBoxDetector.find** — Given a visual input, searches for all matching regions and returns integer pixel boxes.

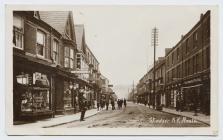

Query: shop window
[36,30,45,57]
[32,90,50,112]
[64,82,72,108]
[13,15,23,49]
[18,72,50,112]
[53,40,59,64]
[21,90,50,112]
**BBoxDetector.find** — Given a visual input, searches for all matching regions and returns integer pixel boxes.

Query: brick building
[13,11,107,122]
[135,10,210,115]
[165,10,210,115]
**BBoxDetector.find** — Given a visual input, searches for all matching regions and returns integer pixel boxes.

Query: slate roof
[39,11,70,35]
[74,24,85,51]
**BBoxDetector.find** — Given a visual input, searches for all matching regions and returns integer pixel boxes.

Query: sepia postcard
[5,4,219,135]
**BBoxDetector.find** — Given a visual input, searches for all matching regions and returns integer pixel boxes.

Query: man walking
[124,98,127,108]
[78,86,87,121]
[105,94,110,110]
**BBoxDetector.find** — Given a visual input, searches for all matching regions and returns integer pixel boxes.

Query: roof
[74,24,85,51]
[39,11,70,35]
[85,44,99,64]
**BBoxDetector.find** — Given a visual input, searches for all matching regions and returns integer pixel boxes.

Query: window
[193,56,196,73]
[36,30,45,57]
[185,39,189,54]
[64,47,74,69]
[53,40,59,63]
[13,15,23,49]
[193,32,198,41]
[177,48,180,60]
[206,47,210,68]
[188,59,191,75]
[172,53,174,65]
[70,48,74,69]
[64,47,69,68]
[177,65,180,78]
[196,54,199,72]
[193,32,198,48]
[76,54,81,69]
[167,56,170,67]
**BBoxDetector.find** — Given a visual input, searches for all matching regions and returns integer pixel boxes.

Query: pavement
[162,107,210,125]
[138,103,210,125]
[14,108,99,128]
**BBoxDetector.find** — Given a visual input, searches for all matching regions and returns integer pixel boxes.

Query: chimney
[200,13,204,20]
[181,35,184,39]
[165,48,172,56]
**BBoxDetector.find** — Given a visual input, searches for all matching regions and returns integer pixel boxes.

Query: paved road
[53,102,209,128]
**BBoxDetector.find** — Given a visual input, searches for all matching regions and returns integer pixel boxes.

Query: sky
[72,5,213,98]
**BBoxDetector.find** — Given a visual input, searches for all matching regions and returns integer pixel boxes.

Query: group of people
[79,91,128,121]
[97,98,116,111]
[117,98,127,109]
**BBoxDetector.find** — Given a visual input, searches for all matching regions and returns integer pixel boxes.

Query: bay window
[64,47,74,69]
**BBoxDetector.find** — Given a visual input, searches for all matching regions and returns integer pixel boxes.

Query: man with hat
[78,86,87,121]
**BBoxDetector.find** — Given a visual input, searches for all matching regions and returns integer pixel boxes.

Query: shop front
[181,77,203,113]
[13,56,54,121]
[54,72,79,115]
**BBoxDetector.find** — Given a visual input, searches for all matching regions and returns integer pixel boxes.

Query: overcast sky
[72,6,213,98]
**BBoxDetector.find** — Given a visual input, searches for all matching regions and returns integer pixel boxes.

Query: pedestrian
[78,87,87,121]
[124,98,127,108]
[117,99,120,109]
[97,101,100,111]
[105,95,110,110]
[120,99,123,109]
[111,99,115,110]
[106,101,109,110]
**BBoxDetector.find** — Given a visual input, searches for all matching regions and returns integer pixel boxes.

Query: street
[52,102,208,128]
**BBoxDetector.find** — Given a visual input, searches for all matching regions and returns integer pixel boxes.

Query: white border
[5,5,219,135]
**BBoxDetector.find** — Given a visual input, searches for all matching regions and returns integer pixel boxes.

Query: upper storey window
[13,15,23,49]
[36,30,46,57]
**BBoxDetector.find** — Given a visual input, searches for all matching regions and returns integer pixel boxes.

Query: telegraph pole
[151,27,158,109]
[133,80,135,103]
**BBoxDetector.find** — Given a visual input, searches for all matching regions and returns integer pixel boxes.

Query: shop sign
[33,72,49,87]
[71,70,90,74]
[184,78,201,85]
